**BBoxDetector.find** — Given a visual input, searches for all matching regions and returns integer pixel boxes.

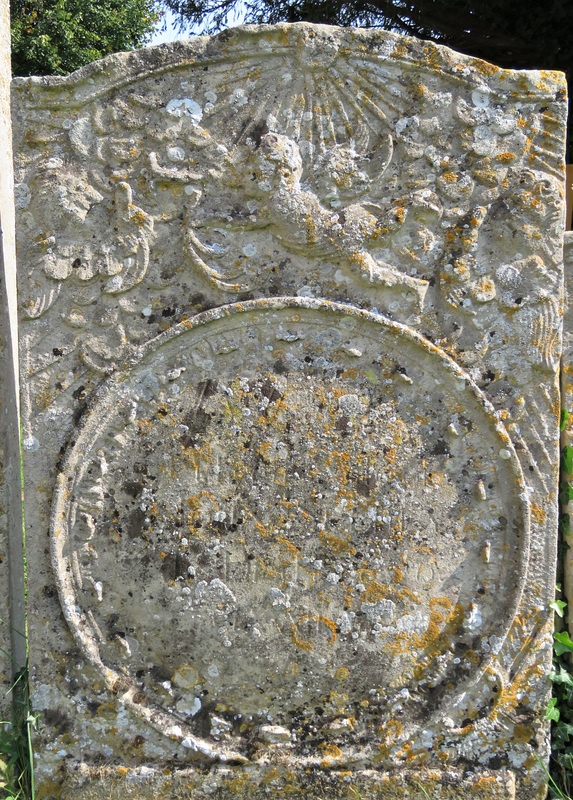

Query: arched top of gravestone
[12,21,567,348]
[12,23,567,110]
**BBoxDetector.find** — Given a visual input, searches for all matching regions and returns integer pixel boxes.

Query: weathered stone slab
[11,24,567,798]
[0,0,25,717]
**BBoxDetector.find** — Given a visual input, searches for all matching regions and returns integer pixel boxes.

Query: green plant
[10,0,162,77]
[0,657,35,800]
[537,752,573,800]
[548,411,573,799]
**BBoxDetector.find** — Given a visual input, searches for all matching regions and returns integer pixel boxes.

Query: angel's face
[253,133,304,186]
[312,145,372,206]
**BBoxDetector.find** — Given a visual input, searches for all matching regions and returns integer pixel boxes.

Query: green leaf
[553,721,573,749]
[561,483,573,505]
[559,722,573,737]
[562,445,573,475]
[555,631,573,655]
[562,409,571,432]
[551,599,568,618]
[546,696,561,721]
[550,665,573,685]
[560,514,571,537]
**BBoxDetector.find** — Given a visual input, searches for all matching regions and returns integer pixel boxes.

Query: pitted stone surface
[11,23,567,799]
[51,300,528,763]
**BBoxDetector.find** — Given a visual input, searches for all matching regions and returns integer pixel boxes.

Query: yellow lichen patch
[284,661,298,678]
[513,723,534,743]
[96,703,117,720]
[269,538,301,567]
[291,615,337,650]
[496,152,517,163]
[319,529,352,553]
[325,691,351,716]
[319,743,343,758]
[172,664,201,689]
[222,772,251,793]
[372,724,401,759]
[530,504,546,524]
[426,472,443,487]
[390,42,408,59]
[406,747,429,764]
[263,768,281,785]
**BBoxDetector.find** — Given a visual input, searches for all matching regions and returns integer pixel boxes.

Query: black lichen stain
[160,550,192,581]
[180,407,212,448]
[127,508,147,539]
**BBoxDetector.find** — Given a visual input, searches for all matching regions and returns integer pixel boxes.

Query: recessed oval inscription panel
[51,298,528,763]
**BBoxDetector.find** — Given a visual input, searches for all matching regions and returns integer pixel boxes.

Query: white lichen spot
[270,587,290,608]
[167,146,185,162]
[242,242,257,257]
[166,366,186,381]
[258,724,290,743]
[465,602,483,632]
[471,88,490,108]
[230,88,248,107]
[210,715,232,736]
[338,394,365,416]
[338,612,352,634]
[45,157,64,170]
[165,98,203,124]
[361,598,395,623]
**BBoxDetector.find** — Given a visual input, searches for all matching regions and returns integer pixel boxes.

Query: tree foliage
[166,0,572,72]
[11,0,161,76]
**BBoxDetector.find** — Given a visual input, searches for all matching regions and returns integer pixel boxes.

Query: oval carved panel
[51,298,528,763]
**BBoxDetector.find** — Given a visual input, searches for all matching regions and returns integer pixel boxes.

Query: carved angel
[183,132,436,308]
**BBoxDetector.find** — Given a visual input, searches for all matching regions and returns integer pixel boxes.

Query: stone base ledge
[43,764,517,800]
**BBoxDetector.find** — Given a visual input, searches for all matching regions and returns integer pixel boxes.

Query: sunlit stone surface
[11,23,567,798]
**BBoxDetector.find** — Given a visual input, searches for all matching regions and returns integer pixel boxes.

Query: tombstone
[10,23,567,799]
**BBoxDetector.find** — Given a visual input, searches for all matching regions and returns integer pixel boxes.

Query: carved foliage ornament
[14,24,565,378]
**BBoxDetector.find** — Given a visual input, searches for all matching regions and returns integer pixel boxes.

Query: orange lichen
[291,615,337,650]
